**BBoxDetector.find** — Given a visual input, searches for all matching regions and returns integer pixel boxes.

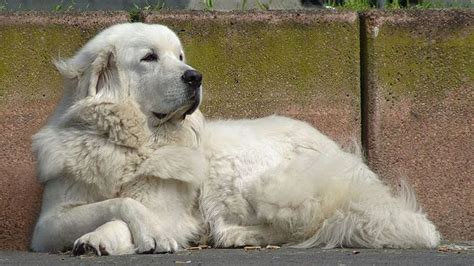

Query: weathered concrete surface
[1,246,474,265]
[360,10,474,241]
[145,11,362,144]
[0,10,361,251]
[1,9,472,252]
[0,12,130,250]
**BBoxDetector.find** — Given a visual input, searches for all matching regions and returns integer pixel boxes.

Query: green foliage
[339,0,372,10]
[387,0,401,9]
[51,0,77,12]
[129,1,165,22]
[256,0,273,10]
[325,0,372,10]
[133,0,165,12]
[204,0,214,11]
[52,3,62,12]
[241,0,248,10]
[0,0,7,11]
[325,0,472,9]
[129,9,141,22]
[2,0,472,12]
[414,0,473,8]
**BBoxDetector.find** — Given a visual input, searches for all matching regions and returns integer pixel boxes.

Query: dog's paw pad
[73,242,100,256]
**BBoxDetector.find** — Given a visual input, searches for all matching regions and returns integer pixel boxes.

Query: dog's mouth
[151,89,201,124]
[184,90,201,116]
[152,112,168,120]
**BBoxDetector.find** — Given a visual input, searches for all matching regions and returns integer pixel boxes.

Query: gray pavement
[1,247,473,265]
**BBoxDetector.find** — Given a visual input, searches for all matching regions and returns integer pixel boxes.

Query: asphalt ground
[1,244,473,265]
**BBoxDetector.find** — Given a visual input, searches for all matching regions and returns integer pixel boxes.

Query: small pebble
[175,260,191,264]
[265,245,281,249]
[244,246,262,251]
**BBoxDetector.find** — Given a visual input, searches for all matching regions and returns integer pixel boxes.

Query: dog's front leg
[136,145,207,184]
[32,197,178,254]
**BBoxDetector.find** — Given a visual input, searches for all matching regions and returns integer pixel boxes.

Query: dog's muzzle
[185,87,201,116]
[182,69,202,116]
[182,69,202,90]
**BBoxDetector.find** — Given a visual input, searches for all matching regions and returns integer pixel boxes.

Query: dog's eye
[179,54,184,61]
[141,53,158,62]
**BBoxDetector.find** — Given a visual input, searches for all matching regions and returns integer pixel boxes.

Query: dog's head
[55,23,202,129]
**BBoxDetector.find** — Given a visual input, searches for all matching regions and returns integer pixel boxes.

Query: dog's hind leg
[210,220,287,248]
[72,220,135,256]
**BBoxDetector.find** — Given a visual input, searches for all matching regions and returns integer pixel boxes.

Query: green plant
[256,0,272,10]
[416,0,472,8]
[387,0,401,9]
[326,0,372,10]
[52,0,63,12]
[241,0,248,10]
[415,0,433,8]
[51,0,76,12]
[323,0,473,10]
[0,1,6,11]
[133,0,165,12]
[130,0,165,22]
[66,0,76,11]
[129,5,141,22]
[204,0,214,11]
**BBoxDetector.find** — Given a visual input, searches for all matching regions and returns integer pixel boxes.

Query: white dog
[31,23,440,256]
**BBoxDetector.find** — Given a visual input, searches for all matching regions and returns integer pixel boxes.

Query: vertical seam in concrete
[359,12,370,161]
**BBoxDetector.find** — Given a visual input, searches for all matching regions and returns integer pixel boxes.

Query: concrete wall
[144,11,361,142]
[0,11,131,250]
[360,9,473,241]
[0,10,472,250]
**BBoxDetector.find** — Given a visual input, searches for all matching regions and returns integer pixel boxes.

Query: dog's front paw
[73,229,135,256]
[73,232,109,256]
[135,233,179,254]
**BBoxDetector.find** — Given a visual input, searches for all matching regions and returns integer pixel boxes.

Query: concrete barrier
[0,12,130,250]
[0,10,472,250]
[145,11,362,143]
[360,9,473,241]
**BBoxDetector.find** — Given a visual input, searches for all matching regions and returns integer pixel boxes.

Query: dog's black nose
[182,70,202,89]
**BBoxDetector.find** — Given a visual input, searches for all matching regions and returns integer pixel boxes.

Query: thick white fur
[32,23,440,255]
[32,23,206,255]
[200,118,440,249]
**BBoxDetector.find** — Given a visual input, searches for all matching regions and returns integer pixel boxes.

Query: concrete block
[0,12,130,250]
[361,10,473,241]
[1,11,361,251]
[145,11,361,143]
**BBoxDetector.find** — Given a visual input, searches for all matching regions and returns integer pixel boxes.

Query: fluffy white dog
[31,23,440,256]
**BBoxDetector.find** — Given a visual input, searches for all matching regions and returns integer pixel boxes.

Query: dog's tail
[291,174,441,249]
[286,142,440,249]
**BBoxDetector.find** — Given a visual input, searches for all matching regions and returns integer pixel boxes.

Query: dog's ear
[54,59,80,80]
[53,48,119,100]
[88,49,119,97]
